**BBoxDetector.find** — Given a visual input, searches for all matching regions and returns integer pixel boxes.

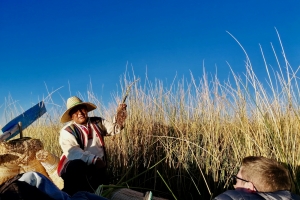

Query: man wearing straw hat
[57,96,127,195]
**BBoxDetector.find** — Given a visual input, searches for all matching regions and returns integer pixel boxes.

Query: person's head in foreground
[214,156,300,200]
[233,156,291,192]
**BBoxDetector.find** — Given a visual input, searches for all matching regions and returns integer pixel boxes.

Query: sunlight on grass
[2,31,300,199]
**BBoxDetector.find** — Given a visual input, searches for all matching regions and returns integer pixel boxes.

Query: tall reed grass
[3,31,300,199]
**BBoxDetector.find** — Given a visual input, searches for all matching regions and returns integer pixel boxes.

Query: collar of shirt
[73,119,93,139]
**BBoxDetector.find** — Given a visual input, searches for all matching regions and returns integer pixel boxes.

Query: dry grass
[3,31,300,199]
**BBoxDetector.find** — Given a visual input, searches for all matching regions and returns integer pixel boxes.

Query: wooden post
[18,122,23,138]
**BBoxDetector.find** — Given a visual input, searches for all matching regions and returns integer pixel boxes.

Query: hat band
[68,102,83,109]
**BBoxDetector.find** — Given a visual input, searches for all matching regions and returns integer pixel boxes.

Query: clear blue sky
[1,1,300,124]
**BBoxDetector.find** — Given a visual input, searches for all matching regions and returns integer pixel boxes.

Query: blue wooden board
[1,101,47,141]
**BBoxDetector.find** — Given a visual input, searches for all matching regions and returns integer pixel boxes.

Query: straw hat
[60,96,97,123]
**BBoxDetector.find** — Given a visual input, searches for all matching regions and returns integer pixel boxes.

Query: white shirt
[58,116,122,173]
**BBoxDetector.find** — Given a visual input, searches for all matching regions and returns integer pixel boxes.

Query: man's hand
[94,158,106,169]
[118,103,127,110]
[116,103,127,127]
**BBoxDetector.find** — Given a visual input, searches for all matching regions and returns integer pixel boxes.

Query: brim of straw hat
[60,102,96,123]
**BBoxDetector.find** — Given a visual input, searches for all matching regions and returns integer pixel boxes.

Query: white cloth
[18,172,70,200]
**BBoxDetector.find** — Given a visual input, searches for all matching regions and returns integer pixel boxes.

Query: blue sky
[1,1,300,124]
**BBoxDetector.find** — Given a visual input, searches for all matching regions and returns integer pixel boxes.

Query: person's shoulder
[258,190,300,200]
[292,193,300,200]
[60,122,74,132]
[89,116,103,123]
[213,190,264,200]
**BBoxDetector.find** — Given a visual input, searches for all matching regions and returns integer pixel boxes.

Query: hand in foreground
[94,158,106,169]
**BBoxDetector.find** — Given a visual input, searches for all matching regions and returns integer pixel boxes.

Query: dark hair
[241,156,291,192]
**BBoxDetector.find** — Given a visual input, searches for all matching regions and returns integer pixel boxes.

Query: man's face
[234,168,246,189]
[233,167,257,192]
[70,105,88,125]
